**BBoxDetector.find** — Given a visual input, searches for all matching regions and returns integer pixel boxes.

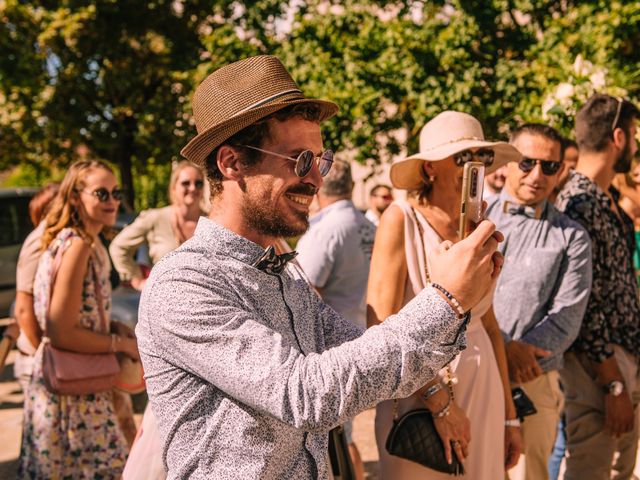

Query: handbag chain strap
[392,206,456,422]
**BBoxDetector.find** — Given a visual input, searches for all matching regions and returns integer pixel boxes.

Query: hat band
[232,89,303,118]
[423,136,483,152]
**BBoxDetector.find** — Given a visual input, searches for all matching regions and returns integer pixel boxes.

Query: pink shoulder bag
[42,240,120,395]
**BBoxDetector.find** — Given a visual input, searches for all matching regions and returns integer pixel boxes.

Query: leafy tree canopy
[2,0,639,207]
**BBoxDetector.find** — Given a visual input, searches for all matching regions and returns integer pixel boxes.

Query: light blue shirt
[486,190,592,372]
[296,200,376,329]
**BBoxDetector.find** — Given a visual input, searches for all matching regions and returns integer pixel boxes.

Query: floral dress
[18,228,128,479]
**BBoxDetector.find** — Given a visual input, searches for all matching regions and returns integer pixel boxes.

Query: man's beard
[614,137,633,173]
[241,182,316,238]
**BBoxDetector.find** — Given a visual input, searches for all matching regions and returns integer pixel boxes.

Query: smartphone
[459,161,485,240]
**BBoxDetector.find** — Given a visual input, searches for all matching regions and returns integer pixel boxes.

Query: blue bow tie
[503,201,542,219]
[252,246,298,274]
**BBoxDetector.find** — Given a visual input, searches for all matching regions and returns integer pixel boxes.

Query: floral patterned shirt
[555,171,640,363]
[136,218,468,479]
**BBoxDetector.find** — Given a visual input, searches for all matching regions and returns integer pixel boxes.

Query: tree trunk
[115,116,137,210]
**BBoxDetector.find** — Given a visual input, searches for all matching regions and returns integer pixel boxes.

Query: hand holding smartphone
[459,162,485,240]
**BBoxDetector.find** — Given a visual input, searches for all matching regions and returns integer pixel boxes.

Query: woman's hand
[504,425,522,470]
[130,277,147,292]
[111,321,135,338]
[433,402,471,464]
[117,336,140,361]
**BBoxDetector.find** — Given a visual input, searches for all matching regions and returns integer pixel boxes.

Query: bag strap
[410,206,431,284]
[392,206,454,422]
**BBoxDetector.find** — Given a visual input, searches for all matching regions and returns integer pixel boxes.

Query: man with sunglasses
[555,94,640,480]
[134,56,505,479]
[486,123,592,480]
[365,184,394,226]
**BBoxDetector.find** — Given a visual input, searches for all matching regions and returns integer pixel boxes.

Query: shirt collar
[193,217,268,266]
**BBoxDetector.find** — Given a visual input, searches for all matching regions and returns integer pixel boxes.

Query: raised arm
[140,268,466,433]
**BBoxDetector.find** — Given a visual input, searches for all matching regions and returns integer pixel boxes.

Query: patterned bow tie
[252,246,298,274]
[503,201,542,219]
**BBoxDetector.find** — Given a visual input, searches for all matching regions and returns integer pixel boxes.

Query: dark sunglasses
[453,148,495,167]
[612,96,623,132]
[80,187,123,202]
[239,145,334,177]
[180,180,204,189]
[518,157,562,175]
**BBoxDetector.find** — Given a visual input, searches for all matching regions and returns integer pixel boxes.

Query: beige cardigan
[109,206,179,281]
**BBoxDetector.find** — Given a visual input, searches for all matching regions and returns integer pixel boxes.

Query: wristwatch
[603,380,625,397]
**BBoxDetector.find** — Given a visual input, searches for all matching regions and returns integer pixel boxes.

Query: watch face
[610,381,624,396]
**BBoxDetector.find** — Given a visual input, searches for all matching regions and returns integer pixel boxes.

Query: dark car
[1,187,141,329]
[0,188,40,317]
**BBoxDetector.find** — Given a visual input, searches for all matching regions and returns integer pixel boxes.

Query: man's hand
[605,390,634,438]
[504,424,522,470]
[592,356,634,437]
[506,340,551,384]
[429,220,504,312]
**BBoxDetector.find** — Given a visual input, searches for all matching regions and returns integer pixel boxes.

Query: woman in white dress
[368,111,523,479]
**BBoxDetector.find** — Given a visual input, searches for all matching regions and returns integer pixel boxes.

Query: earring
[71,207,80,226]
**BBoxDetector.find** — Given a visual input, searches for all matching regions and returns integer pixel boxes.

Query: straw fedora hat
[390,111,522,190]
[181,55,339,166]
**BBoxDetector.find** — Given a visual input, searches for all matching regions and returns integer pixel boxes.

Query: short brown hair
[29,182,60,227]
[204,104,323,198]
[510,123,565,160]
[576,94,639,153]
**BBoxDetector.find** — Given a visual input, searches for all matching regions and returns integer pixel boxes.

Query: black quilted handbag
[385,407,464,475]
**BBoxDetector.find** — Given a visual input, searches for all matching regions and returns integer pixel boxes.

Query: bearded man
[555,94,640,480]
[135,56,503,479]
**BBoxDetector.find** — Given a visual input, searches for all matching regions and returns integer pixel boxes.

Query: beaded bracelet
[432,395,452,419]
[431,283,466,317]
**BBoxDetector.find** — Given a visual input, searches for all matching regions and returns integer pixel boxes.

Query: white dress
[375,200,505,479]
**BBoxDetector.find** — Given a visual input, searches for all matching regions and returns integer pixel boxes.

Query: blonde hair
[41,160,114,249]
[168,160,204,205]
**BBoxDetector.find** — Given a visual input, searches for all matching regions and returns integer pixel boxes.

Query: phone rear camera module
[470,169,478,197]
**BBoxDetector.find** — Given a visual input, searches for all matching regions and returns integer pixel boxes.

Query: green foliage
[2,0,640,207]
[0,0,283,208]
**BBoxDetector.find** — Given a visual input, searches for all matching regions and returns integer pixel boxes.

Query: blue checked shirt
[486,190,592,372]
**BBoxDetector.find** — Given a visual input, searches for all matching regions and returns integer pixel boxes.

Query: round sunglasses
[518,157,562,175]
[453,148,495,167]
[238,145,334,177]
[180,180,204,189]
[79,187,123,203]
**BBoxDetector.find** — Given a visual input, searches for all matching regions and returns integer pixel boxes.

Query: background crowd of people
[4,55,640,480]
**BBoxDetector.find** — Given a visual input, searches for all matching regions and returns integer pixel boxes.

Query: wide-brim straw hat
[391,111,522,190]
[181,55,339,166]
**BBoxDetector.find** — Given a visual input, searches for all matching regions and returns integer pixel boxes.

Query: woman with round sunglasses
[18,160,139,478]
[368,111,522,479]
[110,160,207,291]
